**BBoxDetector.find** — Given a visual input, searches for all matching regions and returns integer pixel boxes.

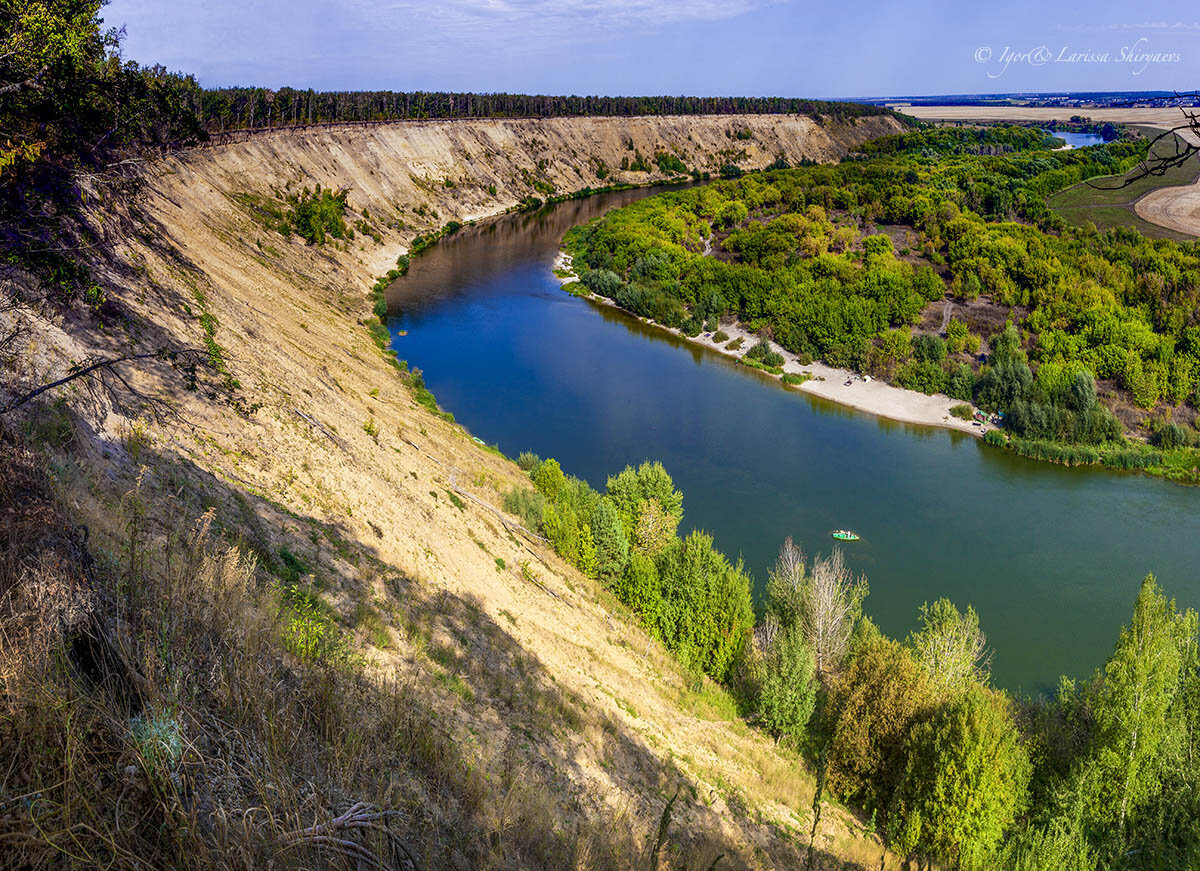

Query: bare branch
[0,348,208,415]
[1087,93,1200,190]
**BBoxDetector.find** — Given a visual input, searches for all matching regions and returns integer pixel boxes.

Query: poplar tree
[1085,575,1196,848]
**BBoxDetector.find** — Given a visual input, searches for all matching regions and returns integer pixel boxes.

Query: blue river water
[386,186,1200,693]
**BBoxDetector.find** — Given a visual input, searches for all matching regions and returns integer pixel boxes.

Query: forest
[563,126,1200,477]
[504,451,1200,870]
[192,89,903,133]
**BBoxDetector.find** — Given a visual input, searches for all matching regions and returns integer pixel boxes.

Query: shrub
[913,334,948,364]
[652,531,754,682]
[283,186,349,244]
[756,625,818,745]
[1154,422,1189,449]
[762,350,785,368]
[531,457,567,499]
[746,339,772,361]
[590,498,630,583]
[950,403,974,421]
[896,360,947,395]
[712,330,730,343]
[655,151,687,174]
[605,461,683,542]
[889,687,1031,870]
[725,337,744,351]
[825,629,936,813]
[503,488,546,532]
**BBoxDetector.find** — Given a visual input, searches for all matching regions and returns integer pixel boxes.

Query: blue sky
[105,0,1200,97]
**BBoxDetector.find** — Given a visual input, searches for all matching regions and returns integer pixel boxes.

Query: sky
[104,0,1200,98]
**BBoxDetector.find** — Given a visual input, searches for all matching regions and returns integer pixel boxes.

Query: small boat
[398,330,408,336]
[830,529,860,541]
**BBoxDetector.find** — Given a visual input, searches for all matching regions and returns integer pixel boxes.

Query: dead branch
[1087,92,1200,190]
[279,802,420,870]
[0,347,209,416]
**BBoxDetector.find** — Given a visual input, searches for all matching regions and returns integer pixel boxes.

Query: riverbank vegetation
[564,125,1200,480]
[504,453,1200,870]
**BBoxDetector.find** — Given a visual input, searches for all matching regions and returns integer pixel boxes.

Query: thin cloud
[347,0,776,44]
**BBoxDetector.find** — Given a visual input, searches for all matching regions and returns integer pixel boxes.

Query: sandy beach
[553,252,992,438]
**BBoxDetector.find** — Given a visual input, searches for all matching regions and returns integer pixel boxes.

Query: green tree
[908,598,990,697]
[531,457,566,499]
[1084,575,1197,846]
[826,627,936,812]
[590,498,629,583]
[757,624,818,745]
[890,687,1031,870]
[614,550,662,630]
[606,461,683,544]
[654,531,753,681]
[632,497,677,555]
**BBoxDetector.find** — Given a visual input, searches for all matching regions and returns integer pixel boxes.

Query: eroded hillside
[2,113,904,869]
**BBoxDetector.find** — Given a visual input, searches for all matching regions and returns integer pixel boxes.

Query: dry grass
[0,116,904,869]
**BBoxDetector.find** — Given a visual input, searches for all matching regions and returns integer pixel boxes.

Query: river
[386,185,1200,693]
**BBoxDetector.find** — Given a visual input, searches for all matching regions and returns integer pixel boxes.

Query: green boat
[830,529,860,541]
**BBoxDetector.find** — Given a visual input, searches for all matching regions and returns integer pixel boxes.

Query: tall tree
[589,497,629,583]
[909,597,991,697]
[1086,575,1196,847]
[890,686,1031,870]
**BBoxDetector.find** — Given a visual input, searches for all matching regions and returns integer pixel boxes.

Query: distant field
[1045,129,1200,239]
[898,105,1199,140]
[894,107,1200,238]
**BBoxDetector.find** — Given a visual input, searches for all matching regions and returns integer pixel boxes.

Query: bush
[590,498,630,583]
[712,330,730,343]
[652,531,754,682]
[746,339,772,361]
[889,687,1031,870]
[1154,422,1189,448]
[503,488,546,533]
[913,334,947,364]
[762,350,785,368]
[825,629,936,813]
[757,625,818,745]
[725,337,744,351]
[283,186,349,245]
[950,403,974,421]
[896,359,947,395]
[582,268,623,298]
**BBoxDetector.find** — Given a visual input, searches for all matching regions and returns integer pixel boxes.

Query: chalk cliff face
[7,114,903,869]
[159,113,904,274]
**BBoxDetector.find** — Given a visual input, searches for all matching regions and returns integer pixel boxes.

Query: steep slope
[2,114,903,869]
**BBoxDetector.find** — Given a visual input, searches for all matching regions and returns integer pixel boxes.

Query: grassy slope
[1046,128,1200,240]
[1,116,904,869]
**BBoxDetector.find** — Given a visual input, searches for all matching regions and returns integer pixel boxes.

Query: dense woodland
[193,89,902,132]
[508,452,1200,870]
[564,126,1200,478]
